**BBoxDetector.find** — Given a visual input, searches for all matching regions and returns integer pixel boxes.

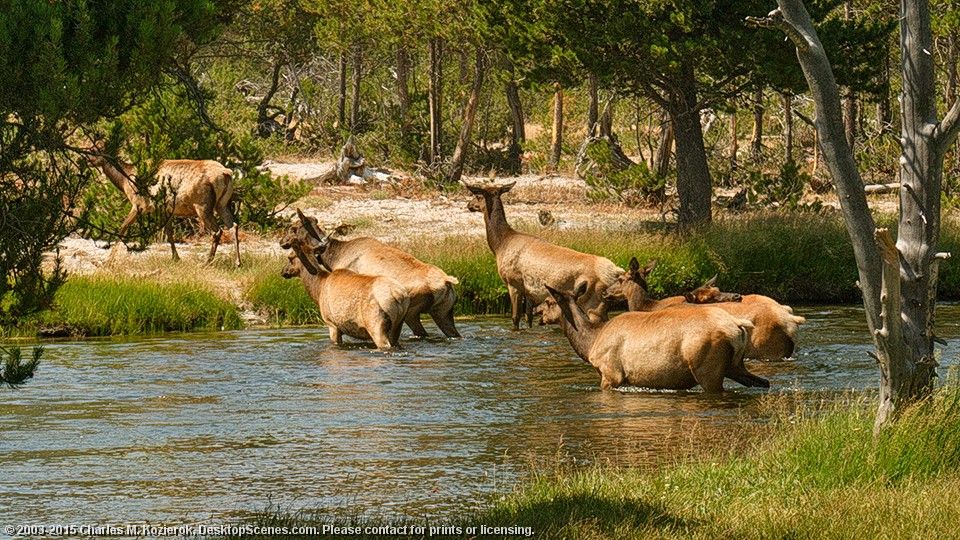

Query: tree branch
[934,98,960,152]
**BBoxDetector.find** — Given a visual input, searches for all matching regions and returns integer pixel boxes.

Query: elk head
[279,209,331,275]
[683,276,742,304]
[602,257,657,305]
[464,181,516,213]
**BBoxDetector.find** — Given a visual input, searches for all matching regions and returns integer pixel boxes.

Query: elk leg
[165,220,180,262]
[431,308,461,338]
[205,228,223,265]
[405,313,429,338]
[329,326,342,345]
[508,285,523,330]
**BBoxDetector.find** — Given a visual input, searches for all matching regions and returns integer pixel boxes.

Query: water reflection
[2,305,960,526]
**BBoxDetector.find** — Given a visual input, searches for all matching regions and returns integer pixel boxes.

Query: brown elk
[88,154,241,267]
[537,284,768,392]
[465,182,622,329]
[281,209,461,338]
[280,244,410,349]
[603,257,805,360]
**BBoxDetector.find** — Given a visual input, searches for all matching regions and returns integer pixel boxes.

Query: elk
[603,257,806,360]
[280,241,410,349]
[537,284,768,392]
[281,209,461,338]
[87,153,241,267]
[465,182,622,329]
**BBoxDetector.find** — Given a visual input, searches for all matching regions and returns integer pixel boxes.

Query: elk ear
[463,183,485,196]
[297,208,325,243]
[628,257,640,272]
[684,291,695,303]
[573,281,589,300]
[641,259,658,277]
[545,285,562,300]
[499,181,517,193]
[292,247,321,275]
[705,275,718,287]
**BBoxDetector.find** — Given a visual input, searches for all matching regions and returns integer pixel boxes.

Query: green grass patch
[39,275,242,336]
[400,212,866,315]
[212,382,960,539]
[244,260,321,326]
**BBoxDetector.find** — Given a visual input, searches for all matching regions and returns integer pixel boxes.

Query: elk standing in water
[280,220,410,349]
[283,209,460,338]
[537,284,768,392]
[465,182,621,329]
[603,258,805,359]
[88,154,241,267]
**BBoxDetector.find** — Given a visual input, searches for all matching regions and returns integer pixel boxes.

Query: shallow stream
[3,305,960,527]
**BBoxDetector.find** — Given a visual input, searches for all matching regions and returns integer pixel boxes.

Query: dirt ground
[51,158,897,283]
[52,161,668,277]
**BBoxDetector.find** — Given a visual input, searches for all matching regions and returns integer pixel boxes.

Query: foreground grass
[212,383,960,539]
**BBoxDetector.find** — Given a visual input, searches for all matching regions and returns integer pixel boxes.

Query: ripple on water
[4,308,960,524]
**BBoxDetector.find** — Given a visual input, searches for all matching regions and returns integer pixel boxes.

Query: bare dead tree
[750,0,960,433]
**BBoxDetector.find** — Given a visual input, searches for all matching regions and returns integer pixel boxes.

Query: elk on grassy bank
[88,154,241,267]
[603,257,805,360]
[283,209,461,338]
[280,228,410,349]
[537,284,769,392]
[465,181,622,329]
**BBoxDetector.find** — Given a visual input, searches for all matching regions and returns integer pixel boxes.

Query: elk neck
[481,193,515,254]
[556,300,603,363]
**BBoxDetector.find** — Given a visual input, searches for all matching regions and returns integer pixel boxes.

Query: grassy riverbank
[210,382,960,539]
[13,212,960,336]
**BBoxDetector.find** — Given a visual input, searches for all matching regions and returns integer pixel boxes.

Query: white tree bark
[752,0,960,433]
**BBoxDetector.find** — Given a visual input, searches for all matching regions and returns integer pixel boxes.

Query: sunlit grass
[40,274,242,336]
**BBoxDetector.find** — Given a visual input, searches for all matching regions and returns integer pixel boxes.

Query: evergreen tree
[0,0,230,327]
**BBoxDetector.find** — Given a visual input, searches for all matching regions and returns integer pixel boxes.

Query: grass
[244,259,321,326]
[37,274,242,336]
[209,381,960,539]
[13,212,960,337]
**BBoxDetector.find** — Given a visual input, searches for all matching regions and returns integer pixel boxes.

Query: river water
[3,305,960,528]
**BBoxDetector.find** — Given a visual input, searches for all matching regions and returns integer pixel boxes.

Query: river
[3,305,960,528]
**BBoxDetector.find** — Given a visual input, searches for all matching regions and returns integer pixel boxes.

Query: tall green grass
[244,261,321,326]
[406,213,865,316]
[39,275,242,336]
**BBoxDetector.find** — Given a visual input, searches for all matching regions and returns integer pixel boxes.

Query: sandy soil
[50,158,898,280]
[51,162,667,277]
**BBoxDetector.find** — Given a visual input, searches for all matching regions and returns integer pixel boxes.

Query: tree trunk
[256,59,284,138]
[760,0,960,433]
[946,30,959,108]
[599,97,614,139]
[751,86,764,162]
[783,93,794,163]
[428,37,444,165]
[668,64,712,226]
[877,44,893,134]
[843,87,857,150]
[652,110,673,179]
[729,104,738,169]
[396,48,411,133]
[505,69,525,172]
[447,48,485,184]
[588,72,600,135]
[337,52,347,129]
[550,82,563,171]
[891,0,944,406]
[350,44,362,132]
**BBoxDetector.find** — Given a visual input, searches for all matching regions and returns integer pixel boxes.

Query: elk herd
[278,181,805,395]
[84,145,802,394]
